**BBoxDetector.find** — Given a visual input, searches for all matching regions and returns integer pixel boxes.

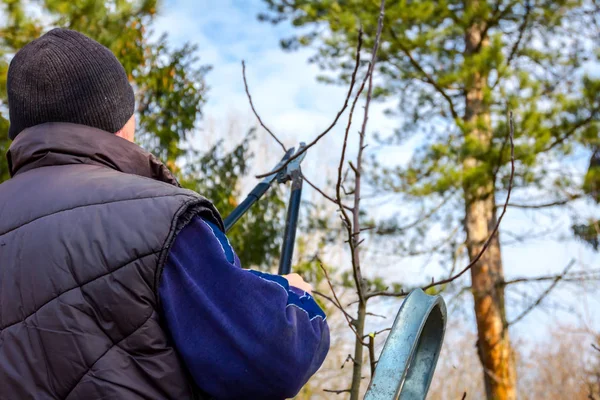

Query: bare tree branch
[508,259,576,326]
[391,191,456,233]
[312,290,354,319]
[315,257,360,341]
[336,3,386,399]
[241,60,287,153]
[366,312,387,319]
[253,29,365,179]
[363,328,392,338]
[507,194,582,209]
[341,354,356,369]
[503,269,600,285]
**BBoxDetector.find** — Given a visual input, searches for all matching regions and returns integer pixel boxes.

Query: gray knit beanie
[7,28,135,140]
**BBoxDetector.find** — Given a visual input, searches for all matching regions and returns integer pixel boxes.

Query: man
[0,28,329,400]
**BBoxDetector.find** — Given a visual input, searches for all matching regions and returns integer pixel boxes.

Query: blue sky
[154,1,600,343]
[154,0,400,153]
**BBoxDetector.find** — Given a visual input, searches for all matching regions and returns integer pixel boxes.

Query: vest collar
[7,122,180,187]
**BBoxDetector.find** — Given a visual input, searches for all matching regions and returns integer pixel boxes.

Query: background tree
[0,0,285,266]
[574,146,600,249]
[428,322,600,400]
[259,1,600,398]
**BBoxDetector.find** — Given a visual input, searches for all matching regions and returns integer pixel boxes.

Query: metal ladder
[364,289,447,400]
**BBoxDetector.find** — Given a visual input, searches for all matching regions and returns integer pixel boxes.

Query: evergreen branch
[367,111,516,299]
[420,111,515,289]
[241,60,287,153]
[477,0,521,52]
[507,194,582,209]
[388,27,459,120]
[507,259,576,326]
[253,28,365,179]
[542,111,599,153]
[506,0,532,68]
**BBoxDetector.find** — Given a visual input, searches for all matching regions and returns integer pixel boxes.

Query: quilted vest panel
[0,123,221,400]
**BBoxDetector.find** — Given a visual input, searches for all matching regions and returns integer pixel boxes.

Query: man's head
[7,28,135,141]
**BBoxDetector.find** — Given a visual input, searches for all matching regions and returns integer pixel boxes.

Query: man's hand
[282,273,313,294]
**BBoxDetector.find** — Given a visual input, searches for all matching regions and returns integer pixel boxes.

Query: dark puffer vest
[0,123,222,399]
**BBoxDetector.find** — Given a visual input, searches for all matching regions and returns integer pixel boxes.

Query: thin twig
[363,328,392,339]
[507,194,581,209]
[592,343,600,353]
[366,289,409,299]
[503,269,600,285]
[462,392,467,400]
[312,290,354,318]
[366,312,387,319]
[302,173,354,211]
[314,260,354,325]
[341,354,356,369]
[324,389,352,395]
[315,257,363,343]
[508,259,576,326]
[393,191,456,232]
[241,60,287,152]
[335,59,371,274]
[254,29,365,179]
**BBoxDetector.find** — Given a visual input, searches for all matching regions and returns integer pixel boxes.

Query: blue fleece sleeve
[158,216,330,400]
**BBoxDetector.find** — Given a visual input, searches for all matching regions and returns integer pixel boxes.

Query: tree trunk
[463,14,517,400]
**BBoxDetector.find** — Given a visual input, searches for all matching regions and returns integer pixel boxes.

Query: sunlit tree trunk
[463,9,517,399]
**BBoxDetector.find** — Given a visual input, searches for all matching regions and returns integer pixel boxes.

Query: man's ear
[115,115,136,142]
